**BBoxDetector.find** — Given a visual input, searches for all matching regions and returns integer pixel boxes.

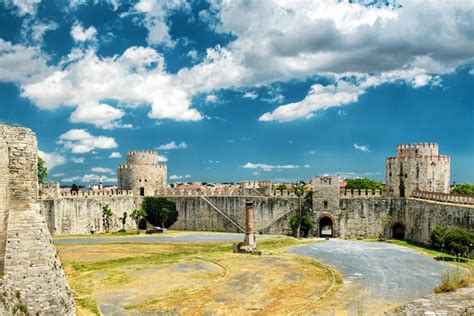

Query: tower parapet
[117,150,167,196]
[386,143,450,197]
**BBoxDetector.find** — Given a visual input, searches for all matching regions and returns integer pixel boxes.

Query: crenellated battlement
[411,190,474,205]
[396,143,439,157]
[118,163,167,169]
[59,189,134,198]
[340,188,384,197]
[386,155,450,162]
[127,150,158,156]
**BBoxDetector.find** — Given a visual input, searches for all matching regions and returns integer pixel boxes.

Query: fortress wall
[42,195,299,235]
[330,197,473,243]
[168,196,299,233]
[0,125,75,315]
[404,198,473,244]
[40,196,140,235]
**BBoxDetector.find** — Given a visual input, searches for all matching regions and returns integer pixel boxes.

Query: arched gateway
[319,216,334,238]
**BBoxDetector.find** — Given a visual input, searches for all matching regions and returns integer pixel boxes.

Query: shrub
[142,197,178,228]
[443,228,473,260]
[430,225,447,250]
[434,269,469,293]
[450,183,474,196]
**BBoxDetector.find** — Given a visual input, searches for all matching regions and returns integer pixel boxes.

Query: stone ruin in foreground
[0,124,75,315]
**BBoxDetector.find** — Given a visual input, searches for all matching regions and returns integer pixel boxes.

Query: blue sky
[0,0,473,185]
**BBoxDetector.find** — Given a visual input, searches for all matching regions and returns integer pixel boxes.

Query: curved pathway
[292,239,457,314]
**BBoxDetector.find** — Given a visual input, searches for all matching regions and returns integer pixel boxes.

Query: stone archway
[319,216,334,238]
[392,222,406,240]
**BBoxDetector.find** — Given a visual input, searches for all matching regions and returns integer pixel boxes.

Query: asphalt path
[291,239,456,304]
[53,232,278,244]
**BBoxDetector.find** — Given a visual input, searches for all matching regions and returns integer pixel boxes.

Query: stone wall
[0,124,75,315]
[42,194,300,236]
[310,196,473,244]
[40,196,141,235]
[168,196,299,233]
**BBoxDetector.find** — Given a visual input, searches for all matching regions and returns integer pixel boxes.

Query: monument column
[244,200,256,248]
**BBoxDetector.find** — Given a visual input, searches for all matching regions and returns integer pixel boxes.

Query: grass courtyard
[55,233,341,315]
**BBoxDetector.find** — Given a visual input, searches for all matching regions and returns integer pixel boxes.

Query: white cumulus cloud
[354,143,371,153]
[157,141,187,150]
[70,21,97,43]
[57,129,118,153]
[243,162,299,172]
[109,152,122,158]
[38,150,66,170]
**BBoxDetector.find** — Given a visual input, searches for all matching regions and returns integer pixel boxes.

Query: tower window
[324,201,328,208]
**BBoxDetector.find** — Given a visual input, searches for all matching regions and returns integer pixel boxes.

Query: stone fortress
[38,141,473,247]
[0,122,473,313]
[118,150,167,196]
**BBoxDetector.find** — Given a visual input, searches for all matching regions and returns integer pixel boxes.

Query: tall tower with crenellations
[386,143,450,197]
[118,150,167,196]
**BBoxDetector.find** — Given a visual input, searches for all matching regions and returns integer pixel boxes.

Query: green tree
[38,156,48,183]
[130,208,146,233]
[160,207,170,228]
[274,184,288,192]
[141,197,178,228]
[290,214,314,237]
[430,225,447,250]
[345,178,384,190]
[119,211,128,232]
[102,204,113,233]
[444,228,473,261]
[450,183,474,197]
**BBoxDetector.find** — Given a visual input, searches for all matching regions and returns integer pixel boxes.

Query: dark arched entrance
[138,218,147,230]
[392,223,405,240]
[319,216,333,238]
[139,187,145,196]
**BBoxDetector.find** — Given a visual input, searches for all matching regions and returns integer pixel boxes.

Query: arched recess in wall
[392,222,406,240]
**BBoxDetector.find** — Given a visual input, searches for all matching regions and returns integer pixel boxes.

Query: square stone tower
[312,176,340,237]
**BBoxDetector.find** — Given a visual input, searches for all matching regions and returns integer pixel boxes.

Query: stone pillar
[244,201,256,248]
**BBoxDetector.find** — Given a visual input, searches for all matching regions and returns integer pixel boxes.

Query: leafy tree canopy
[450,183,474,197]
[141,197,178,228]
[274,184,288,191]
[444,228,473,259]
[345,178,384,190]
[38,156,48,183]
[430,225,447,249]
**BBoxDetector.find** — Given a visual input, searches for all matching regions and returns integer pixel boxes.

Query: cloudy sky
[0,0,473,185]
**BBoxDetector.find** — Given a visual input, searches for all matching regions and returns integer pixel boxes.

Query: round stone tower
[118,150,167,196]
[386,143,450,197]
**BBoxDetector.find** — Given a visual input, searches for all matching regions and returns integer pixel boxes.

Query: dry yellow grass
[57,238,340,315]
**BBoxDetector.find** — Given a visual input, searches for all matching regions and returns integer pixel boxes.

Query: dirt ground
[56,238,341,315]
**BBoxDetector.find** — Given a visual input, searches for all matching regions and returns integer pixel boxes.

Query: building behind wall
[118,150,167,196]
[386,143,450,197]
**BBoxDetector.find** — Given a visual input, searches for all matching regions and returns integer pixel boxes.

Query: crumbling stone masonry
[0,124,75,315]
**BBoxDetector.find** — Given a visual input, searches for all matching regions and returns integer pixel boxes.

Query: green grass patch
[76,297,100,315]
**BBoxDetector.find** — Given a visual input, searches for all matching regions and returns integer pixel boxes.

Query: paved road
[53,232,279,244]
[292,240,456,305]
